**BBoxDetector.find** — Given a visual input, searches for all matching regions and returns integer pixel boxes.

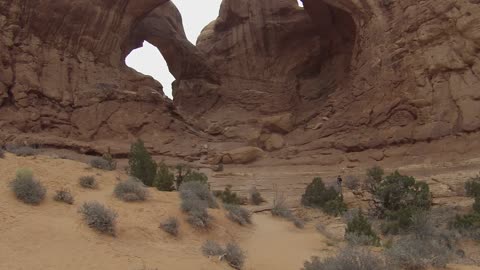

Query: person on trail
[337,175,343,187]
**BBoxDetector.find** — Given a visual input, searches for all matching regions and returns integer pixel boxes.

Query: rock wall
[174,0,480,157]
[0,0,207,155]
[0,0,479,162]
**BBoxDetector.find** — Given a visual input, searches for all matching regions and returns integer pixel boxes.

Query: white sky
[126,0,304,99]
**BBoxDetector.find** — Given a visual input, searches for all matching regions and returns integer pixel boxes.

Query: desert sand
[0,153,334,270]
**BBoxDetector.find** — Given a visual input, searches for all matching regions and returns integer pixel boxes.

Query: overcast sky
[126,0,222,98]
[126,0,303,99]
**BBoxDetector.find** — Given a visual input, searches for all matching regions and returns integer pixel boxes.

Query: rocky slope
[0,0,479,166]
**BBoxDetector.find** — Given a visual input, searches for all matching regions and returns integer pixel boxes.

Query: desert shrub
[180,181,218,209]
[303,247,386,270]
[153,162,175,191]
[90,157,115,171]
[345,175,360,190]
[187,207,211,228]
[385,236,451,269]
[202,240,225,257]
[465,176,480,197]
[225,242,246,270]
[8,146,37,157]
[174,164,192,188]
[10,169,46,205]
[114,179,148,202]
[365,166,384,193]
[272,192,293,219]
[179,181,216,229]
[0,148,4,158]
[345,211,380,246]
[225,204,251,225]
[79,176,97,189]
[294,218,306,229]
[101,151,117,170]
[160,217,179,236]
[301,177,347,216]
[474,197,480,213]
[215,185,241,205]
[128,139,157,187]
[323,198,348,217]
[183,170,208,184]
[453,212,480,230]
[78,201,117,236]
[54,188,74,204]
[375,171,432,232]
[249,186,265,205]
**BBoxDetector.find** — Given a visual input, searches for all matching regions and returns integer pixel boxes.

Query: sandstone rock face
[0,0,479,162]
[0,0,207,154]
[179,0,480,156]
[213,146,265,165]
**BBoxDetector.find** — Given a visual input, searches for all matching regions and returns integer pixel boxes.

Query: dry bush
[90,157,115,171]
[79,201,117,236]
[114,179,148,202]
[0,148,4,158]
[249,186,265,205]
[180,181,218,209]
[54,188,74,204]
[272,190,305,228]
[202,240,225,257]
[225,204,251,226]
[10,169,46,205]
[225,242,246,270]
[303,247,386,270]
[79,176,97,189]
[7,145,37,157]
[160,217,179,236]
[385,236,451,270]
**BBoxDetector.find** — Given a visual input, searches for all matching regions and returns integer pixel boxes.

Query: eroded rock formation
[0,0,479,164]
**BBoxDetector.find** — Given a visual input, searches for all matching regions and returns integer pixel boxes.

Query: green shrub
[474,197,480,213]
[79,201,117,236]
[225,242,246,270]
[90,157,115,171]
[465,176,480,197]
[249,186,265,205]
[128,139,157,187]
[375,171,432,232]
[79,176,97,189]
[114,179,148,202]
[160,217,179,236]
[365,166,384,193]
[302,177,347,216]
[54,188,74,204]
[215,185,241,205]
[323,198,348,217]
[453,212,480,230]
[183,170,208,184]
[153,162,175,191]
[345,211,380,246]
[10,169,46,205]
[225,204,251,225]
[303,247,386,270]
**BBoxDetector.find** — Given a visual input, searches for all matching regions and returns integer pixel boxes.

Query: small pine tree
[345,211,380,246]
[128,139,157,187]
[154,162,175,191]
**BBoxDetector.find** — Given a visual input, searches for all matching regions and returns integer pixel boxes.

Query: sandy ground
[0,153,331,270]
